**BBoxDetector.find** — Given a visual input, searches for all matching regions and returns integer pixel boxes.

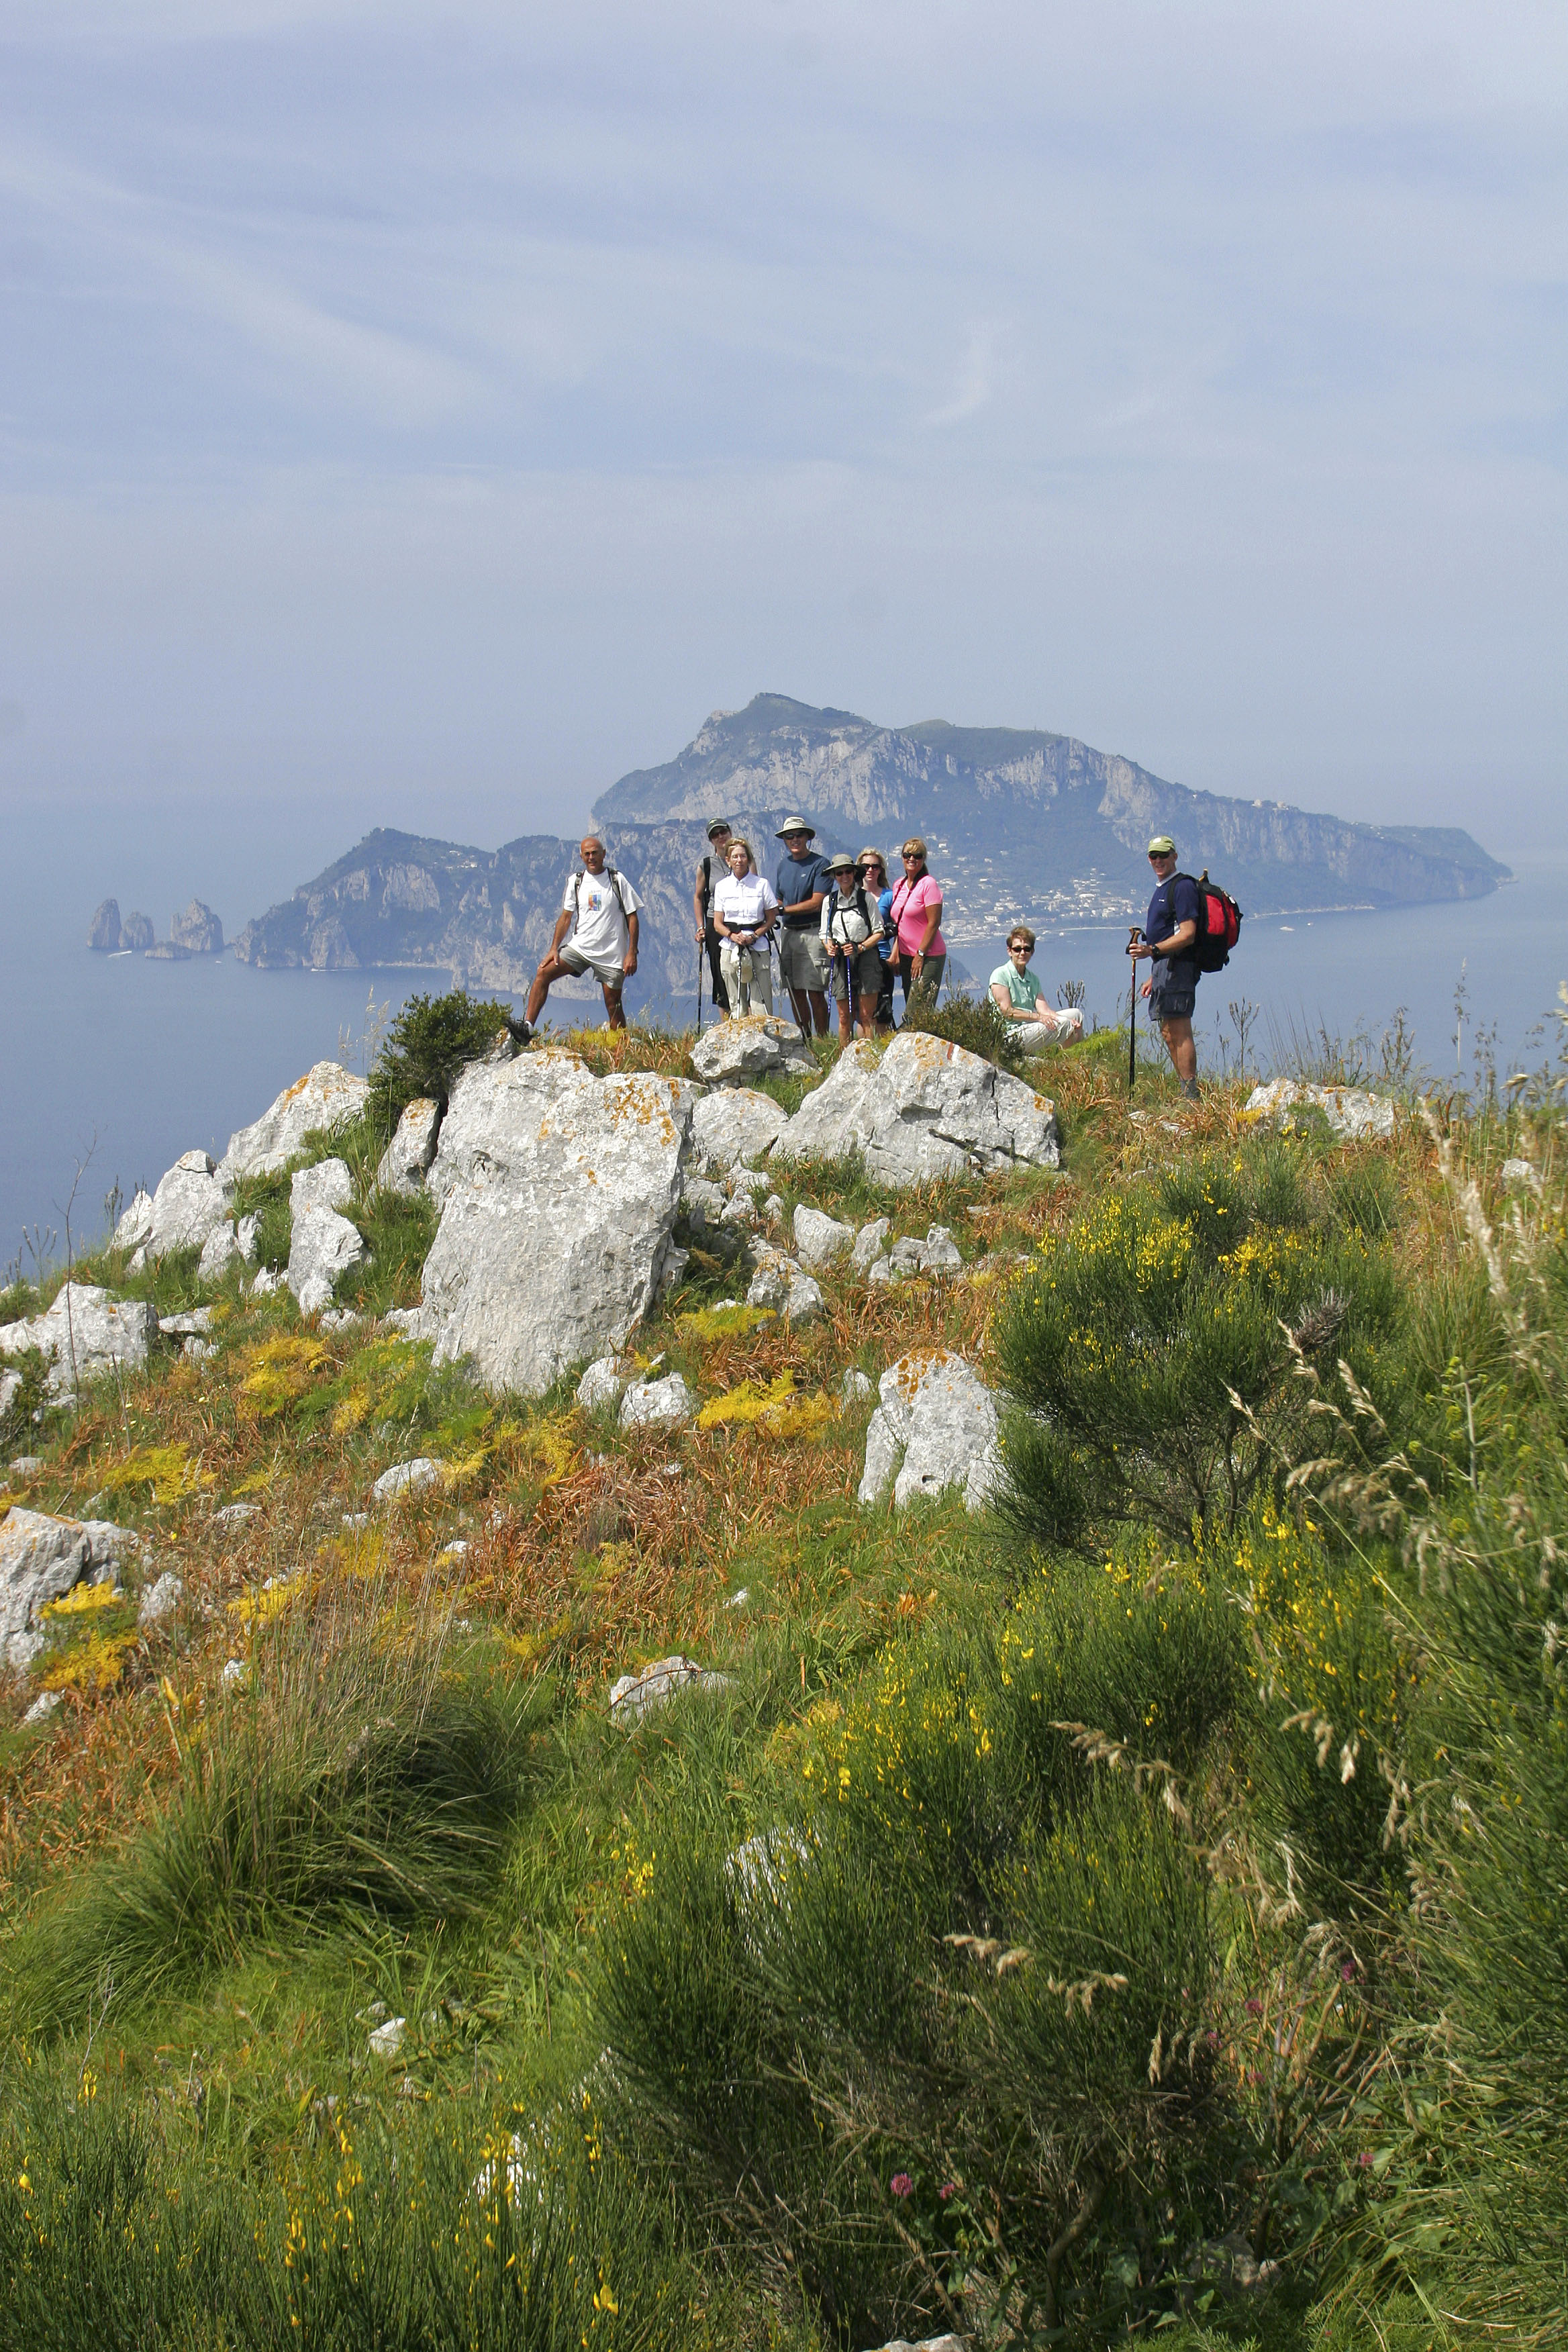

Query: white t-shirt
[713,873,779,934]
[563,865,642,964]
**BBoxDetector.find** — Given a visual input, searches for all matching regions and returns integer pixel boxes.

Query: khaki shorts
[830,943,884,1003]
[559,945,624,989]
[778,925,831,995]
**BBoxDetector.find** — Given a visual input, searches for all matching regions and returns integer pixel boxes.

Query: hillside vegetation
[0,1000,1564,2351]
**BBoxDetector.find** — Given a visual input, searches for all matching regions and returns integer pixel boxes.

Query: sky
[1,0,1565,923]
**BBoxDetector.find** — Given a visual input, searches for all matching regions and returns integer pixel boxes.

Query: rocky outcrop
[777,1033,1061,1183]
[116,1150,232,1262]
[87,898,121,951]
[691,1015,818,1087]
[170,897,224,953]
[1,1507,141,1663]
[220,1063,371,1180]
[287,1163,365,1317]
[619,1371,696,1430]
[375,1099,440,1196]
[418,1053,691,1396]
[0,1286,158,1396]
[119,910,154,951]
[1243,1079,1395,1140]
[144,940,193,961]
[689,1087,787,1170]
[857,1350,1002,1513]
[372,1458,442,1505]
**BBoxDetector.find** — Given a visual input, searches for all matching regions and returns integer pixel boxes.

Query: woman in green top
[989,926,1084,1052]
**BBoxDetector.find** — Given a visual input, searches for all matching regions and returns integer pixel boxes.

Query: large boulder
[0,1285,158,1396]
[691,1015,818,1088]
[776,1033,1061,1183]
[1243,1079,1395,1141]
[690,1086,787,1170]
[87,897,121,951]
[170,897,224,953]
[418,1054,692,1395]
[220,1061,371,1181]
[291,1158,354,1215]
[375,1098,441,1196]
[117,1149,232,1261]
[287,1208,366,1317]
[0,1507,141,1663]
[856,1349,1002,1513]
[793,1204,855,1269]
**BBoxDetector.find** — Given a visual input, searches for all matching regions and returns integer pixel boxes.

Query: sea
[1,816,1559,1267]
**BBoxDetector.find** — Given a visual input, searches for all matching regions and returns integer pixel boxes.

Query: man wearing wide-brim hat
[1128,834,1202,1099]
[773,817,832,1036]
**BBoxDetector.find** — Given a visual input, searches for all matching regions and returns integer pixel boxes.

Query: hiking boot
[506,1015,533,1048]
[1180,1076,1199,1102]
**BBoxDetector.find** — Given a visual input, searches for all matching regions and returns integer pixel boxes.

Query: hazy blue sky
[1,0,1564,912]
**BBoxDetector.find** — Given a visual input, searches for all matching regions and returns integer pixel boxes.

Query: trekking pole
[1127,928,1140,1097]
[695,939,704,1037]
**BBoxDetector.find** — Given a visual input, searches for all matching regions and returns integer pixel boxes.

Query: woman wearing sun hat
[820,851,885,1042]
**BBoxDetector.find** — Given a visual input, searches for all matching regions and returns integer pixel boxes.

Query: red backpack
[1178,869,1243,973]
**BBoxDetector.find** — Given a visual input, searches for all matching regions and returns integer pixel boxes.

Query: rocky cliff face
[232,696,1510,1010]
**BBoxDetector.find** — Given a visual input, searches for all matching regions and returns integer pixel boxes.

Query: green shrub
[368,989,512,1132]
[897,983,1028,1072]
[995,1146,1403,1547]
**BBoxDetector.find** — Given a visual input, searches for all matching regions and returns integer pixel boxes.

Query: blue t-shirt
[1144,873,1202,976]
[876,886,896,960]
[776,849,832,928]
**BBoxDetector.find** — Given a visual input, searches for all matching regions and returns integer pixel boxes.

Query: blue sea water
[1,816,1559,1261]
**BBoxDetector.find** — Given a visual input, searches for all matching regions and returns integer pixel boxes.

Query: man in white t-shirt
[521,835,642,1034]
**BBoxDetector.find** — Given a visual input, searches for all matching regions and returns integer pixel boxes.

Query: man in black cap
[693,817,734,1016]
[773,817,832,1035]
[1128,834,1202,1099]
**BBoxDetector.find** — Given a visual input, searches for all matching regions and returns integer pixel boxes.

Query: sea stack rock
[119,911,154,951]
[87,898,121,951]
[170,897,224,954]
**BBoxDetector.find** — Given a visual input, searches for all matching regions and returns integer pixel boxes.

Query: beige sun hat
[775,816,817,840]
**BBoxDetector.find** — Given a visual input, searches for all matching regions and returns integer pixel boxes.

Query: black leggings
[705,932,730,1015]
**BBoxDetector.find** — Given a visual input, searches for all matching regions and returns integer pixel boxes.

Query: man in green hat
[1128,835,1202,1099]
[693,817,734,1014]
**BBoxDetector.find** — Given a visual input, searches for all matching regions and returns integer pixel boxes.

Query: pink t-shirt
[891,873,945,957]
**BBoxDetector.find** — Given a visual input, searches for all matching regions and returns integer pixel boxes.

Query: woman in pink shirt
[887,837,946,1009]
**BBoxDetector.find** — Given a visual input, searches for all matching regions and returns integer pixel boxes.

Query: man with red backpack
[1128,834,1203,1100]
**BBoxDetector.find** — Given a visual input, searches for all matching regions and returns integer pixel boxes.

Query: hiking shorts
[830,943,883,1003]
[779,925,831,995]
[559,945,625,990]
[1148,961,1197,1024]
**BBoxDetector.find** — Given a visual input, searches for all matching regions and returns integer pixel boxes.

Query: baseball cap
[1147,834,1176,856]
[705,816,732,839]
[775,816,816,840]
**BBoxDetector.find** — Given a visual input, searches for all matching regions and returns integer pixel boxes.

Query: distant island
[88,896,224,959]
[228,695,1511,1008]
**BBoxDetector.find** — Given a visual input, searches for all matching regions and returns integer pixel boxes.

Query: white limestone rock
[375,1098,441,1197]
[373,1458,443,1506]
[8,1456,42,1478]
[124,1150,233,1263]
[0,1284,158,1396]
[291,1158,354,1215]
[680,1176,729,1232]
[22,1689,62,1726]
[776,1032,1061,1184]
[219,1061,371,1181]
[609,1654,733,1724]
[577,1357,629,1413]
[840,1368,876,1406]
[690,1014,818,1088]
[198,1222,240,1283]
[619,1371,696,1430]
[0,1371,20,1423]
[138,1571,183,1628]
[236,1212,262,1263]
[368,2016,407,2059]
[287,1169,366,1316]
[856,1350,1003,1514]
[745,1245,823,1324]
[383,1305,436,1341]
[0,1506,140,1653]
[250,1267,285,1296]
[793,1204,854,1269]
[691,1086,788,1170]
[850,1217,889,1271]
[1243,1079,1395,1141]
[159,1309,213,1337]
[420,1055,693,1397]
[212,1502,258,1527]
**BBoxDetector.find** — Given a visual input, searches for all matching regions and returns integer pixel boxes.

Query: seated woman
[989,926,1085,1051]
[712,837,779,1016]
[820,852,885,1043]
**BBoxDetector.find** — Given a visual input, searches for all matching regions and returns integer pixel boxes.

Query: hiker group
[520,815,1238,1093]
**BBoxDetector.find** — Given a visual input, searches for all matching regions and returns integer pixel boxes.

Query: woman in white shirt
[820,851,885,1042]
[712,839,780,1016]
